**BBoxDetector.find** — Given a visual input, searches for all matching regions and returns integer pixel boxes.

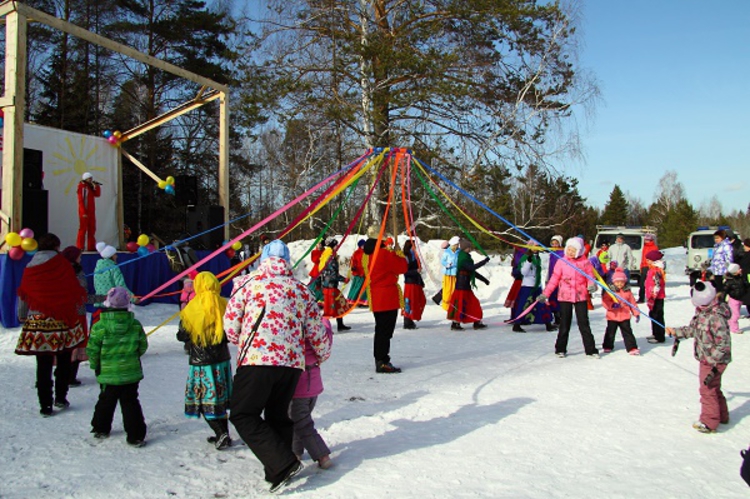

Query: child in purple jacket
[289,317,334,468]
[667,281,732,433]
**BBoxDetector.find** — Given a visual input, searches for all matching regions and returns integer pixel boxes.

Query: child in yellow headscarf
[176,272,233,450]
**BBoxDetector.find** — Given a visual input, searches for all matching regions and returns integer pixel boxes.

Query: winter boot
[69,361,82,386]
[473,322,488,330]
[206,418,231,449]
[512,324,526,333]
[336,318,351,332]
[450,322,464,331]
[403,317,417,330]
[545,322,558,332]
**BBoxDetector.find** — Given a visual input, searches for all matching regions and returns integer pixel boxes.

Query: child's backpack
[166,243,198,274]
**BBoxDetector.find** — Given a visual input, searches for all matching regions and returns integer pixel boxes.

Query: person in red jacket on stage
[362,226,408,373]
[76,172,101,251]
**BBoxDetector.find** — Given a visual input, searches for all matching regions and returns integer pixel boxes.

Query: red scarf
[17,253,87,327]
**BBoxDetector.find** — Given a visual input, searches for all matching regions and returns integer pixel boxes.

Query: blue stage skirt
[512,286,552,325]
[184,360,232,420]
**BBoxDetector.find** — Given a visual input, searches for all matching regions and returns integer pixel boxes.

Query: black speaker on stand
[23,148,44,190]
[185,205,224,250]
[175,175,198,206]
[22,189,49,236]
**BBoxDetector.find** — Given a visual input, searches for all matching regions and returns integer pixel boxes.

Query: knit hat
[690,281,717,308]
[644,233,655,242]
[357,239,366,248]
[259,234,270,244]
[259,239,290,263]
[612,268,628,283]
[326,238,338,249]
[96,241,107,254]
[385,237,394,246]
[99,245,117,259]
[616,233,625,240]
[440,240,449,249]
[459,239,472,251]
[448,236,460,246]
[645,250,663,262]
[551,235,563,246]
[82,172,93,181]
[565,237,583,257]
[727,263,741,275]
[61,246,82,263]
[104,286,131,309]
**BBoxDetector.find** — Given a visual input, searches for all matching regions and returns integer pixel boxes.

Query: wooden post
[116,152,125,249]
[219,91,229,240]
[1,9,27,243]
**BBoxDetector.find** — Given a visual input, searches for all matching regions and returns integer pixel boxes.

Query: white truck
[593,225,657,281]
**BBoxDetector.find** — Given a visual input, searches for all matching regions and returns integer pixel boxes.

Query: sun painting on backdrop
[50,135,108,195]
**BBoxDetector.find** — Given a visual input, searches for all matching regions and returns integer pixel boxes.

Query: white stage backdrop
[25,123,119,249]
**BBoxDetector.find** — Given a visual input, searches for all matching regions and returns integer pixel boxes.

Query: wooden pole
[219,91,229,240]
[1,9,27,242]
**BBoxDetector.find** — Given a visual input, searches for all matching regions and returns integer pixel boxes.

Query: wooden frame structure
[0,1,230,248]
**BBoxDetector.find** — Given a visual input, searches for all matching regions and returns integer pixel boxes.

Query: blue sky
[573,0,750,214]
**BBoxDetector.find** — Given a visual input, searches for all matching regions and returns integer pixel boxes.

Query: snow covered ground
[2,242,749,498]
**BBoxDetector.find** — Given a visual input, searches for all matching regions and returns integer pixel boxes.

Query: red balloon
[8,246,25,260]
[225,248,235,259]
[126,241,139,253]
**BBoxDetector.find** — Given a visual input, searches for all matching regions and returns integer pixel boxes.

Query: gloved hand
[537,294,548,303]
[635,315,640,323]
[482,257,490,265]
[703,366,719,386]
[476,274,490,286]
[611,303,620,309]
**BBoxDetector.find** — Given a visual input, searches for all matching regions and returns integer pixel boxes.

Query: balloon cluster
[225,240,242,259]
[102,130,123,147]
[5,228,38,260]
[126,234,156,257]
[157,176,176,196]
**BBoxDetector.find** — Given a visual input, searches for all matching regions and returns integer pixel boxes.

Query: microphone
[92,180,103,185]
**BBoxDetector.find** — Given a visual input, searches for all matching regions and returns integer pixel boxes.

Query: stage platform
[0,251,232,328]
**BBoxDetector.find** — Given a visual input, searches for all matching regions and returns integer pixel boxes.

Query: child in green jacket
[87,287,148,446]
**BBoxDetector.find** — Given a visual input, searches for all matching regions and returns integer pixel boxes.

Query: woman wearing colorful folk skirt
[447,241,490,330]
[15,233,87,416]
[307,240,325,303]
[319,239,351,332]
[402,240,426,329]
[177,272,233,450]
[440,236,460,310]
[511,242,556,333]
[346,239,368,307]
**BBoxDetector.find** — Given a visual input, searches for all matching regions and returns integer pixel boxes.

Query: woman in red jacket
[362,228,408,373]
[76,172,101,251]
[638,233,659,303]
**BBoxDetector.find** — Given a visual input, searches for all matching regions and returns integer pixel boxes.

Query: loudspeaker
[22,189,48,236]
[186,205,224,250]
[175,175,198,206]
[23,148,44,190]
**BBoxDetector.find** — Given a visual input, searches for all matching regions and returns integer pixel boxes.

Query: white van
[685,226,740,279]
[593,225,657,281]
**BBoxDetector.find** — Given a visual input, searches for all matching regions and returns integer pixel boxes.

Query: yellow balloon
[21,238,38,252]
[137,234,149,246]
[166,176,175,185]
[232,241,242,251]
[113,130,122,139]
[5,232,22,247]
[158,180,167,189]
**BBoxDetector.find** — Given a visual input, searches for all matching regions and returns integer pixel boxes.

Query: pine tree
[600,185,629,226]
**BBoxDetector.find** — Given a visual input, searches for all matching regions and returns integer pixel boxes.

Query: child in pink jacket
[289,318,334,469]
[539,237,599,358]
[601,268,640,355]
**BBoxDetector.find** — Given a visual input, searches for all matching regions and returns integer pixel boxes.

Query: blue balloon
[137,246,149,256]
[165,185,175,195]
[103,130,112,138]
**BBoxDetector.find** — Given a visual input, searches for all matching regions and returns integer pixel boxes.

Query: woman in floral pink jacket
[224,239,330,493]
[539,237,599,358]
